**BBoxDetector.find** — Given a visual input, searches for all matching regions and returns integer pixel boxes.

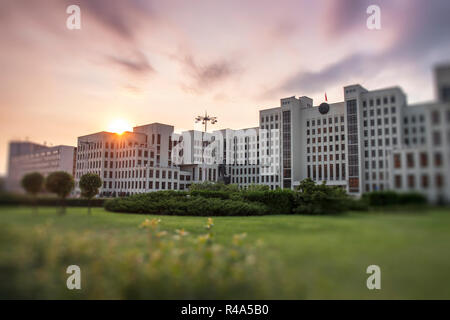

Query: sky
[1,0,450,175]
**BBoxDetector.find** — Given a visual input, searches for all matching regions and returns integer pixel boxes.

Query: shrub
[398,192,427,205]
[347,197,369,211]
[189,190,234,200]
[362,191,399,207]
[104,191,266,216]
[242,189,295,214]
[0,193,106,207]
[362,190,428,208]
[293,178,349,215]
[246,184,270,191]
[189,181,240,192]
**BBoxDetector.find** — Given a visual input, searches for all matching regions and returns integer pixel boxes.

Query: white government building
[7,65,450,203]
[6,142,76,192]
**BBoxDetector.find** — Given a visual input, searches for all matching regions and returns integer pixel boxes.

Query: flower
[205,218,214,230]
[139,218,161,229]
[156,231,168,238]
[197,233,211,244]
[175,228,189,237]
[232,233,247,246]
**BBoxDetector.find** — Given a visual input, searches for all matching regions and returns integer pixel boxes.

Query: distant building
[7,65,450,203]
[6,142,76,192]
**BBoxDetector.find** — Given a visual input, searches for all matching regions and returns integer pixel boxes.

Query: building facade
[71,64,450,202]
[6,142,76,192]
[7,65,449,203]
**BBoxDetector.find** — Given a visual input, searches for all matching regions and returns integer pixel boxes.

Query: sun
[107,119,132,135]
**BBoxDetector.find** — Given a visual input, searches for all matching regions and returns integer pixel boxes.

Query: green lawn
[1,206,450,299]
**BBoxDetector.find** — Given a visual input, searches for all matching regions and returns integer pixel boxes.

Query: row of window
[104,180,184,191]
[307,154,346,162]
[307,126,345,135]
[306,116,345,127]
[307,163,346,181]
[363,116,397,127]
[394,174,444,189]
[394,152,443,169]
[363,106,396,118]
[307,144,346,153]
[362,95,396,107]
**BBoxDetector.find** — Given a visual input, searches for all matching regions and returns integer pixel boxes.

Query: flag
[325,92,328,102]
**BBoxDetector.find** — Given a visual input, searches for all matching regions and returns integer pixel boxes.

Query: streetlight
[195,111,218,132]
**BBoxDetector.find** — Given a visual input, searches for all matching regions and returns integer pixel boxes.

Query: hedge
[362,191,427,207]
[104,191,266,216]
[241,189,295,215]
[0,193,106,207]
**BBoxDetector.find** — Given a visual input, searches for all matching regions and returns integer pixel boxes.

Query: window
[408,175,415,189]
[395,175,402,188]
[434,152,443,167]
[406,153,414,168]
[432,110,440,125]
[436,174,444,188]
[420,153,428,168]
[421,175,429,188]
[433,131,442,146]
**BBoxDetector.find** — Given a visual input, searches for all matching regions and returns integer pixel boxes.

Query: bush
[104,191,266,216]
[242,189,295,214]
[347,197,369,211]
[398,192,427,205]
[189,190,234,200]
[362,191,399,207]
[362,191,427,207]
[293,179,349,215]
[0,193,106,207]
[189,181,240,192]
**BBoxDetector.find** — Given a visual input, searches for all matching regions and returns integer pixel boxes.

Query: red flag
[325,92,328,102]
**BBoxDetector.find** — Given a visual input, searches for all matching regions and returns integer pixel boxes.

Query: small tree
[21,172,44,213]
[79,173,102,214]
[45,171,74,215]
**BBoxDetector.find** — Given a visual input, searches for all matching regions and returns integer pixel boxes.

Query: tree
[79,173,102,214]
[294,178,349,215]
[45,171,74,215]
[21,172,44,213]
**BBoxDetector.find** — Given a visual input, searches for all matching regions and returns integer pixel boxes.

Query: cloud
[274,0,450,99]
[107,50,154,75]
[180,55,239,91]
[74,0,154,41]
[322,0,370,37]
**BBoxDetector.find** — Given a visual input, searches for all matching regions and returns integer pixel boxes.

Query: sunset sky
[1,0,450,175]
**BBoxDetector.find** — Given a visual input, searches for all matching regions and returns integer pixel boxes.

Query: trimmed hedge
[189,190,234,200]
[362,191,427,207]
[0,193,106,207]
[104,191,266,216]
[293,179,350,215]
[242,189,295,215]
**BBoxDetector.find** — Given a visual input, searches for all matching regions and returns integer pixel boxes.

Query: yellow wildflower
[139,218,161,229]
[156,231,168,238]
[232,233,247,246]
[175,228,189,237]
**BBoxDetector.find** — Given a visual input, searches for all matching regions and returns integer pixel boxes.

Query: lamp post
[195,111,218,132]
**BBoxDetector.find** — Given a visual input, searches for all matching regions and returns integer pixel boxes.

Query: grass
[1,206,450,299]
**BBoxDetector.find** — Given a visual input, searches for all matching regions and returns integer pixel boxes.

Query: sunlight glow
[107,119,132,135]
